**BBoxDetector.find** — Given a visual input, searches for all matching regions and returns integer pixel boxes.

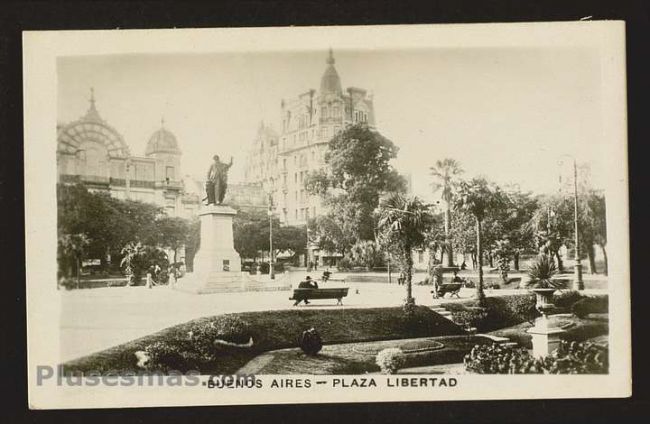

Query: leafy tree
[57,183,162,270]
[430,158,464,266]
[308,214,356,256]
[184,218,200,272]
[493,239,514,283]
[585,192,607,274]
[449,208,477,268]
[349,240,384,270]
[377,194,436,305]
[156,217,191,264]
[454,178,506,303]
[233,208,306,263]
[305,123,406,247]
[497,188,538,270]
[57,233,90,287]
[233,209,270,260]
[120,242,169,285]
[274,225,307,254]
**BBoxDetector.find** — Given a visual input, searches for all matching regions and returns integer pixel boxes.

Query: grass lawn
[63,306,464,375]
[242,335,493,375]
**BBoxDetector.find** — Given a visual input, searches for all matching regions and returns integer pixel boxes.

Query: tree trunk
[476,217,485,303]
[488,251,494,268]
[471,252,477,270]
[599,243,608,275]
[76,257,81,289]
[444,206,454,267]
[405,245,414,304]
[555,251,564,273]
[513,252,520,271]
[587,244,597,274]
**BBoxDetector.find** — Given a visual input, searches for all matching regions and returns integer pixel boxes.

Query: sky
[58,47,607,201]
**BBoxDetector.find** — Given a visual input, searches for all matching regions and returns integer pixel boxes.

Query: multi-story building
[244,49,376,227]
[56,89,202,220]
[57,89,269,219]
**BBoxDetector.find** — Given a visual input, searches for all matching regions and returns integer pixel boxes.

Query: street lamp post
[559,155,584,290]
[305,211,310,269]
[268,193,275,280]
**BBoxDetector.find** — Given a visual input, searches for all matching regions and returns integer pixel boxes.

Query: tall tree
[305,123,406,247]
[430,158,464,267]
[156,216,191,264]
[377,194,435,305]
[454,178,506,303]
[308,214,356,257]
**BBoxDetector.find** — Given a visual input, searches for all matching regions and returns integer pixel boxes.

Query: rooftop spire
[326,47,335,65]
[161,116,165,128]
[320,48,342,95]
[82,87,103,122]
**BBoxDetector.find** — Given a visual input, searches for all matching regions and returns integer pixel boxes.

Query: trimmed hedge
[443,293,608,332]
[442,294,538,332]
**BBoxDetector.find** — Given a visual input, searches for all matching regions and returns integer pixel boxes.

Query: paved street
[59,271,607,362]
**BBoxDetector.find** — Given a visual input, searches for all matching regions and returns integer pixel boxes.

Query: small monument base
[527,317,566,358]
[175,204,245,293]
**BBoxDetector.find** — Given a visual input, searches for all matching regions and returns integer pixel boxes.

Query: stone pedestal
[527,317,566,358]
[176,205,246,294]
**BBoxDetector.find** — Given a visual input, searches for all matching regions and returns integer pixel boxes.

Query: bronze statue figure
[205,155,233,205]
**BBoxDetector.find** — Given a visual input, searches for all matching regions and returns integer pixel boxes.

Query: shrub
[188,316,252,359]
[465,343,543,374]
[402,302,418,318]
[376,348,405,374]
[142,341,199,372]
[297,328,323,356]
[464,340,608,374]
[572,297,608,318]
[337,257,353,271]
[453,307,488,329]
[544,340,609,374]
[553,290,584,309]
[445,294,538,332]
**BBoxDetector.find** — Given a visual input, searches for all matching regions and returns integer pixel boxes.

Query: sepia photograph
[23,22,630,408]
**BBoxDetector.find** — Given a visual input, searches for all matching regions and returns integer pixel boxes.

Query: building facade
[244,49,376,227]
[56,89,201,219]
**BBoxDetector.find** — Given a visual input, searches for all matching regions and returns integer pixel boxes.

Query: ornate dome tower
[145,118,182,184]
[57,88,131,183]
[319,48,342,96]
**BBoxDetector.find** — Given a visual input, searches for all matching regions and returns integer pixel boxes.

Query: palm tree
[430,158,463,267]
[454,178,505,303]
[377,194,435,304]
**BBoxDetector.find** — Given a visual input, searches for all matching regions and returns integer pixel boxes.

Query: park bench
[432,282,463,299]
[322,278,346,284]
[290,287,349,306]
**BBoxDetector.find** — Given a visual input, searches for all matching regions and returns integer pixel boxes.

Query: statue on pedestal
[205,155,233,205]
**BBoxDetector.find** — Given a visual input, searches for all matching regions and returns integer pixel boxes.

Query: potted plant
[524,254,562,313]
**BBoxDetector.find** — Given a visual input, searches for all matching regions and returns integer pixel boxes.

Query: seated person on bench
[452,270,464,284]
[296,276,318,305]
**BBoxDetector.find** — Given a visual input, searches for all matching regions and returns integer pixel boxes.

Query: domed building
[57,89,201,219]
